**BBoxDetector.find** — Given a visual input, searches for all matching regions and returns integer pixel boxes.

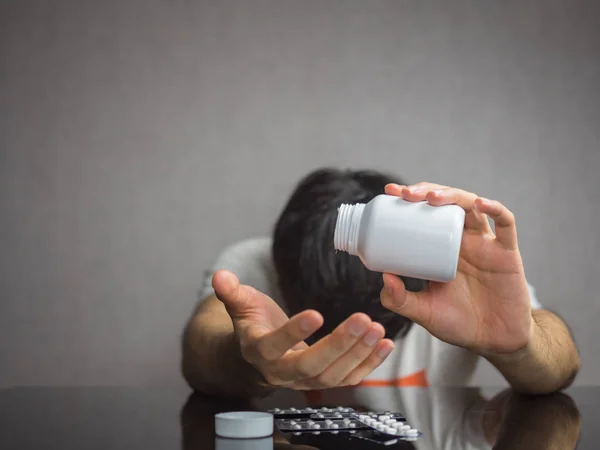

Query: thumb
[381,273,432,328]
[212,270,251,318]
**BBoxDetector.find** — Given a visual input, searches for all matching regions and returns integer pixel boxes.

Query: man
[181,168,579,398]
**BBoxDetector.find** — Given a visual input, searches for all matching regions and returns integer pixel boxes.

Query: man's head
[272,168,427,343]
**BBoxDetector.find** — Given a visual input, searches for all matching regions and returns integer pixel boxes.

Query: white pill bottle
[334,194,465,282]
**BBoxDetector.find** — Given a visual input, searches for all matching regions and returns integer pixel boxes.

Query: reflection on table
[181,386,580,450]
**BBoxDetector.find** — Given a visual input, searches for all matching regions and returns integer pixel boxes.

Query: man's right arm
[181,295,273,398]
[181,270,395,399]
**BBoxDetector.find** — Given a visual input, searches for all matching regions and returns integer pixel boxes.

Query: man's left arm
[484,309,580,394]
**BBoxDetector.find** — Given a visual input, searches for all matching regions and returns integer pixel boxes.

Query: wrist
[482,317,558,394]
[479,317,538,366]
[478,309,579,394]
[223,331,276,397]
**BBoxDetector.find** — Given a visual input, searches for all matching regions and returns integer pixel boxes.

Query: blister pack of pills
[269,406,422,444]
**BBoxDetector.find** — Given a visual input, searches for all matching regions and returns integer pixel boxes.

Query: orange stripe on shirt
[303,370,429,404]
[357,369,429,387]
[304,370,429,406]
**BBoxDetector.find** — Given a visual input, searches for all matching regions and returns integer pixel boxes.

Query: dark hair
[272,168,427,343]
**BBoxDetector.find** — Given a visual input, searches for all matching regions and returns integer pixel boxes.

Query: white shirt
[200,237,542,388]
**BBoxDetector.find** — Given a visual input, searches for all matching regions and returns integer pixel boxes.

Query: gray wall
[1,0,598,387]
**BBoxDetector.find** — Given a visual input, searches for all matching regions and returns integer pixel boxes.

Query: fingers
[475,197,518,250]
[393,182,522,254]
[402,182,449,201]
[341,339,395,386]
[385,182,446,201]
[384,183,406,197]
[283,313,373,380]
[388,182,491,232]
[252,310,324,361]
[260,314,394,389]
[381,273,433,329]
[426,187,491,232]
[391,182,520,251]
[306,322,388,387]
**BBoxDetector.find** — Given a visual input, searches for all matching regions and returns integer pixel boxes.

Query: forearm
[484,309,580,394]
[181,298,273,398]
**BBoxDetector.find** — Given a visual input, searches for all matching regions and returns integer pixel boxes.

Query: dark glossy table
[0,386,595,449]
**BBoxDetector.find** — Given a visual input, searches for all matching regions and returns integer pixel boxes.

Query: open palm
[222,282,309,356]
[213,270,394,390]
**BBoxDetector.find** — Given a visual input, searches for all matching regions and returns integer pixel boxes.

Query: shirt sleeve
[528,283,543,310]
[198,237,275,302]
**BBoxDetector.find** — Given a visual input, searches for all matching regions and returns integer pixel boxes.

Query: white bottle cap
[214,411,274,439]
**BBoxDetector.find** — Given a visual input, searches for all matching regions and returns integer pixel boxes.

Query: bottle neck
[334,202,366,256]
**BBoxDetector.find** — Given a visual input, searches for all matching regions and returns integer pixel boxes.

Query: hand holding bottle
[379,182,533,356]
